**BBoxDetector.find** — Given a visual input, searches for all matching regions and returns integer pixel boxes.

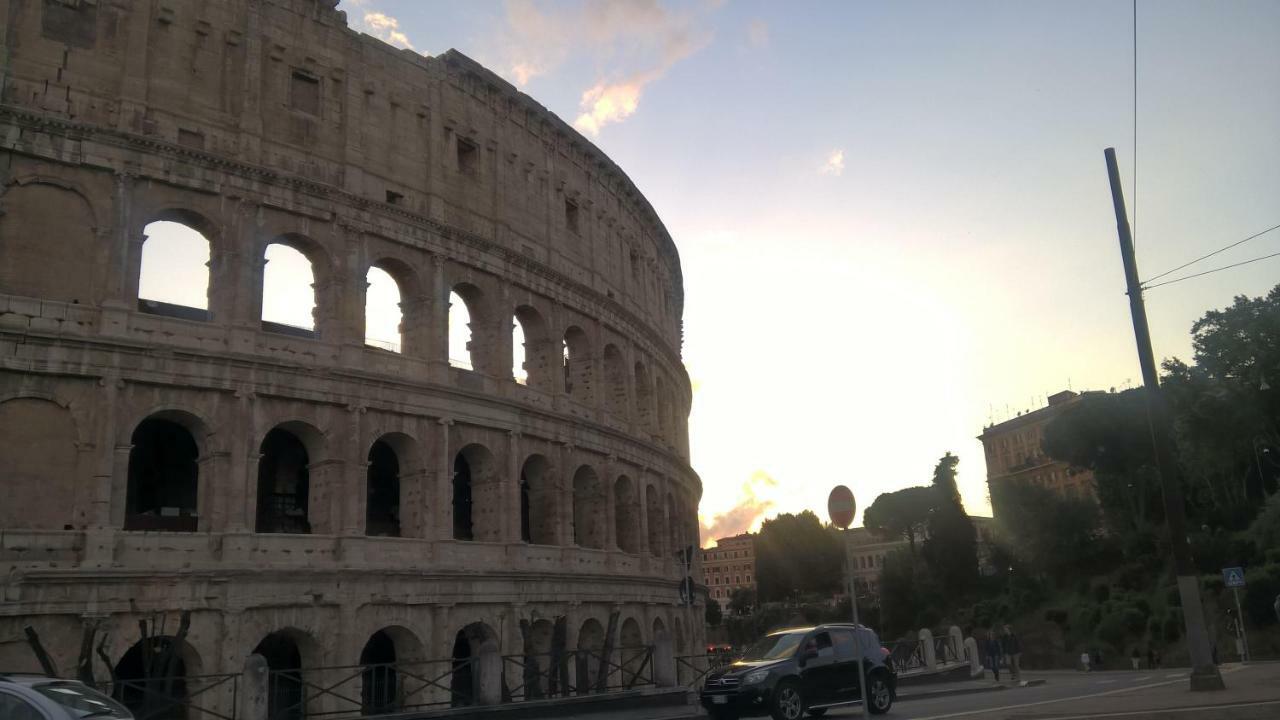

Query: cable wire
[1142,222,1280,284]
[1143,249,1280,291]
[1133,0,1138,251]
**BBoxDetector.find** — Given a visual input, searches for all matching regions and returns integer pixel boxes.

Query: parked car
[699,623,895,720]
[0,675,134,719]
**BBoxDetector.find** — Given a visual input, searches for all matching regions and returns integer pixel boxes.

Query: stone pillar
[241,654,269,720]
[507,431,522,543]
[400,293,432,361]
[948,626,964,664]
[919,628,936,670]
[197,451,231,531]
[229,389,257,533]
[653,628,676,688]
[604,457,617,551]
[477,639,502,706]
[435,418,454,541]
[558,442,575,547]
[341,405,366,537]
[307,459,343,536]
[964,637,982,677]
[637,470,651,558]
[427,255,449,381]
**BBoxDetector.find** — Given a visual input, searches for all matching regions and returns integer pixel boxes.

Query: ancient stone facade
[0,0,702,704]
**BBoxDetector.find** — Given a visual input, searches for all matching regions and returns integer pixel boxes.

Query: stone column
[435,418,454,541]
[399,293,432,361]
[342,405,366,537]
[603,457,618,551]
[198,451,231,532]
[240,654,269,720]
[653,628,675,688]
[228,389,256,533]
[637,469,651,559]
[558,442,575,547]
[920,628,936,670]
[507,431,522,544]
[427,255,449,381]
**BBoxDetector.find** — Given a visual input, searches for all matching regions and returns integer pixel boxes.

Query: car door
[828,628,861,702]
[798,631,838,706]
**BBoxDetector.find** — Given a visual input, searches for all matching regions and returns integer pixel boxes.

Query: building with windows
[979,390,1100,518]
[0,0,702,715]
[702,533,756,609]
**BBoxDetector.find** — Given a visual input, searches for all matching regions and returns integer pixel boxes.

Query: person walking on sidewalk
[1080,650,1091,672]
[1001,624,1022,682]
[984,630,1003,682]
[1130,648,1141,670]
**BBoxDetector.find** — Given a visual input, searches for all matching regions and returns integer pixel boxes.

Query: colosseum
[0,0,703,716]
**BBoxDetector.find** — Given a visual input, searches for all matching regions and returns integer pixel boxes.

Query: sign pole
[829,485,869,713]
[1232,587,1250,662]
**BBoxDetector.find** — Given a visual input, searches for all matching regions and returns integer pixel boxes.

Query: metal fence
[99,672,239,720]
[674,653,734,689]
[883,639,927,674]
[933,634,960,664]
[264,658,471,720]
[501,645,654,702]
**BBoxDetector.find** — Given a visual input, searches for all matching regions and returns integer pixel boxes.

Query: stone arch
[572,465,605,549]
[359,626,424,715]
[651,616,666,643]
[450,621,499,707]
[449,282,485,371]
[0,396,79,530]
[252,628,320,720]
[260,233,333,337]
[613,474,640,554]
[602,344,628,417]
[666,492,680,555]
[0,177,104,304]
[513,304,554,388]
[124,411,207,532]
[521,618,555,699]
[365,437,401,537]
[453,443,501,542]
[137,216,213,318]
[618,617,645,686]
[634,361,653,428]
[645,484,664,557]
[562,326,593,402]
[520,454,557,545]
[111,634,204,720]
[575,618,605,694]
[256,422,325,534]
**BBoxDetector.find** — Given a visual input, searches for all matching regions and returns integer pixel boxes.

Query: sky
[142,1,1280,545]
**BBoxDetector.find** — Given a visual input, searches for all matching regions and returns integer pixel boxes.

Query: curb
[899,678,1046,702]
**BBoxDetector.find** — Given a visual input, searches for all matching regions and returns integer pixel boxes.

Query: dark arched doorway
[253,631,304,720]
[365,440,400,537]
[125,418,199,531]
[359,630,398,714]
[256,428,311,534]
[112,636,192,720]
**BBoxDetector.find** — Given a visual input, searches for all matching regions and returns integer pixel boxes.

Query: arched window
[452,451,473,541]
[256,427,311,534]
[138,220,211,320]
[645,485,663,557]
[365,266,402,352]
[603,344,627,417]
[262,243,316,335]
[512,314,528,384]
[448,288,479,370]
[366,440,400,537]
[125,417,200,532]
[253,631,307,720]
[360,631,398,714]
[614,475,640,554]
[576,619,605,693]
[563,326,592,400]
[513,305,553,388]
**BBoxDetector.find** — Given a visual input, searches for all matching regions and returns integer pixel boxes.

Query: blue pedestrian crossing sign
[1223,567,1246,588]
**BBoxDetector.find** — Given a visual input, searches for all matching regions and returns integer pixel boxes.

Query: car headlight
[743,668,770,685]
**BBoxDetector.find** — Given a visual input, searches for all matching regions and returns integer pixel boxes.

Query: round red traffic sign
[828,485,856,529]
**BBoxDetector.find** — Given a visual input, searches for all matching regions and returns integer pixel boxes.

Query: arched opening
[523,619,555,699]
[562,326,593,401]
[138,220,211,320]
[253,631,305,720]
[449,285,483,371]
[572,465,604,549]
[602,344,627,417]
[619,618,645,687]
[365,440,400,537]
[452,451,473,541]
[256,427,312,534]
[513,305,552,388]
[125,417,200,532]
[261,243,317,336]
[454,444,501,542]
[645,485,663,557]
[112,636,198,720]
[575,619,605,694]
[614,475,640,554]
[666,493,681,556]
[364,266,402,352]
[450,622,498,707]
[359,630,398,715]
[634,362,653,428]
[520,455,557,545]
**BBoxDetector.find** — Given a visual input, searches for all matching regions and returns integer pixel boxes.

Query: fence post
[241,654,268,720]
[477,639,502,706]
[948,626,964,663]
[919,629,936,670]
[964,637,982,677]
[653,632,676,688]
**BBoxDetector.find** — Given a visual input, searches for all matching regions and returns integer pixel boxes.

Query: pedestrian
[1080,650,1091,672]
[1001,624,1022,682]
[984,630,1003,682]
[1130,648,1140,670]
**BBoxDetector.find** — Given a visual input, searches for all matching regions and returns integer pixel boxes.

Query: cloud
[747,19,770,49]
[820,149,846,176]
[699,471,779,546]
[341,1,416,51]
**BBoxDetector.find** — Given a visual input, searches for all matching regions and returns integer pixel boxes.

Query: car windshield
[739,632,805,661]
[34,683,133,718]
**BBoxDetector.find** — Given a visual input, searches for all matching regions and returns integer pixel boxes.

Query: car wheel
[806,709,828,718]
[866,671,893,715]
[770,681,805,720]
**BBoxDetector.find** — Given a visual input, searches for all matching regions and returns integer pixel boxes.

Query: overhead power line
[1141,222,1280,285]
[1143,249,1280,291]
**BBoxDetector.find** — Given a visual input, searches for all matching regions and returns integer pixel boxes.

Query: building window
[456,136,478,176]
[290,71,320,115]
[565,199,579,234]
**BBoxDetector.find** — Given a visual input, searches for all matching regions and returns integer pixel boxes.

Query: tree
[727,587,756,617]
[922,453,978,596]
[755,511,843,602]
[990,479,1106,587]
[705,598,723,627]
[864,486,935,554]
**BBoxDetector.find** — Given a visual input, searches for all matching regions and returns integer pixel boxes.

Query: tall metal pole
[1104,147,1224,691]
[843,531,870,711]
[1232,587,1250,662]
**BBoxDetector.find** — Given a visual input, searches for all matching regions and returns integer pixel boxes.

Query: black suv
[699,624,896,720]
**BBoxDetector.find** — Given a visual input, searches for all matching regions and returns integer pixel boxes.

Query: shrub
[1094,584,1112,603]
[1147,617,1162,643]
[1044,608,1069,626]
[1097,612,1127,648]
[1163,611,1183,642]
[1121,608,1146,634]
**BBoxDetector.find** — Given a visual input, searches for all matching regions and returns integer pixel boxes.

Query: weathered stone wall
[0,0,703,692]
